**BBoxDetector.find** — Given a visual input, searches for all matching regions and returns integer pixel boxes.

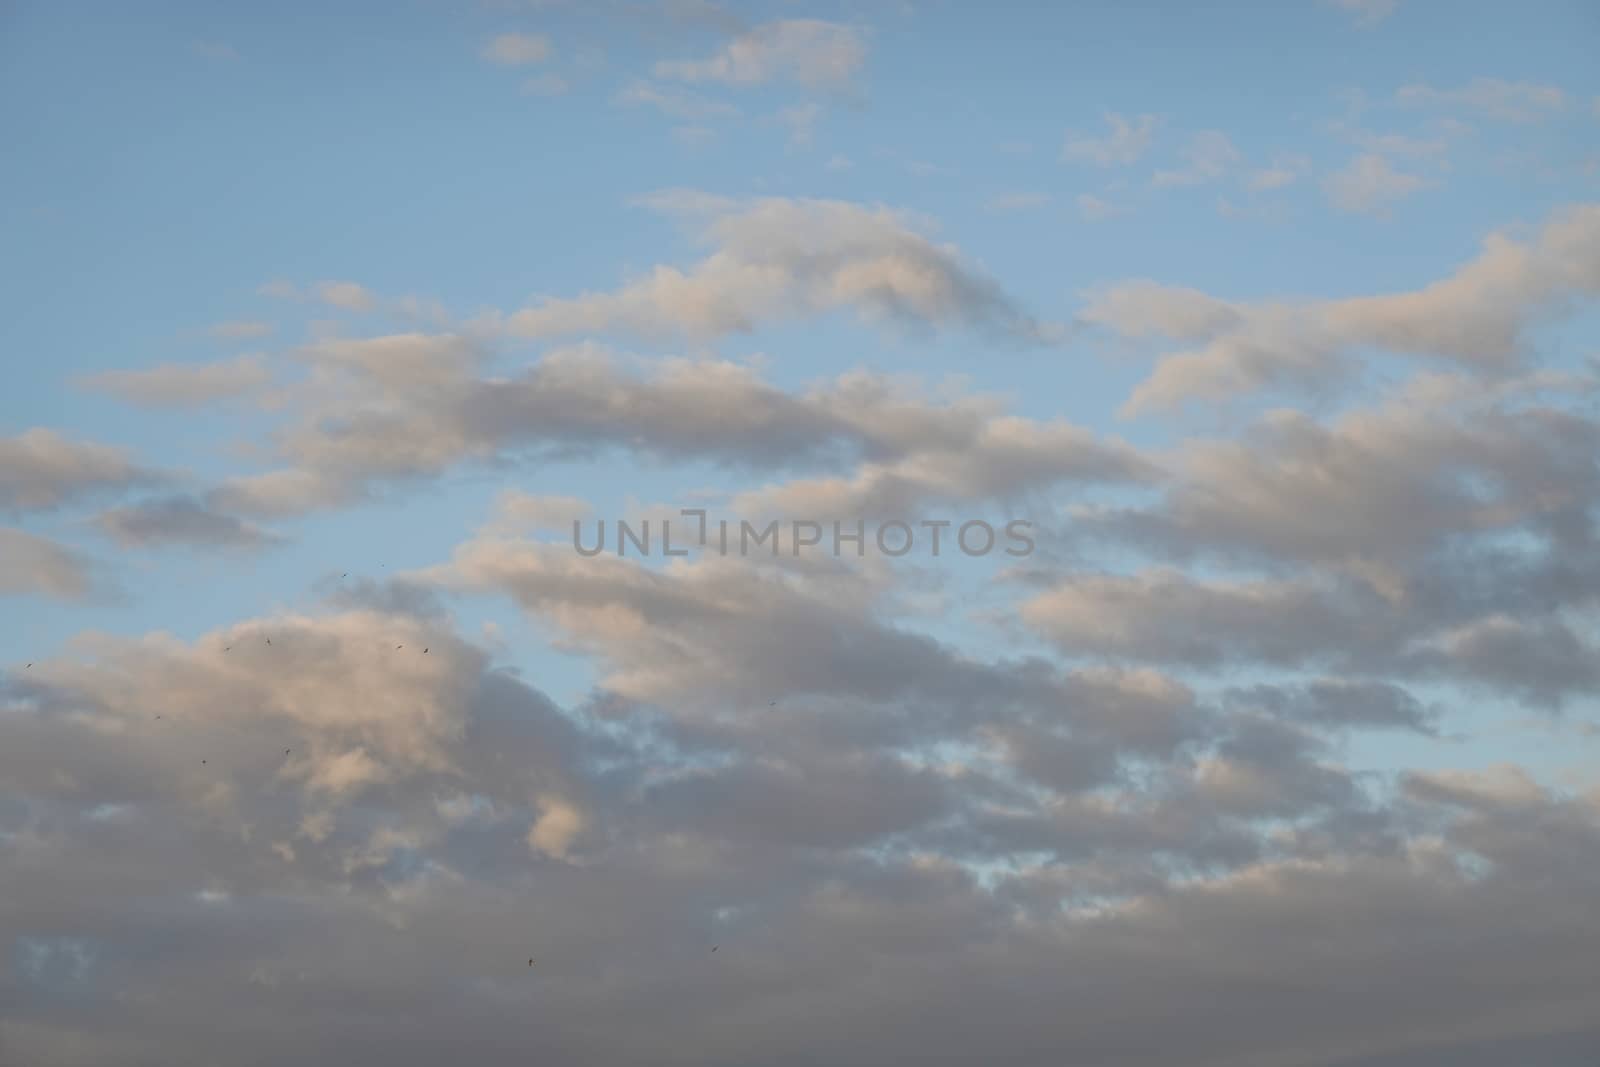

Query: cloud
[1397,78,1567,122]
[1061,113,1158,167]
[482,32,551,66]
[216,341,1140,518]
[776,102,821,147]
[1075,194,1121,222]
[6,601,1600,1064]
[654,19,866,88]
[258,280,380,313]
[1081,202,1600,412]
[192,40,238,60]
[317,281,378,312]
[1324,153,1430,215]
[1325,0,1399,27]
[208,320,274,340]
[1152,130,1240,187]
[984,192,1051,214]
[1248,153,1311,190]
[77,356,272,408]
[95,495,285,551]
[482,491,593,535]
[614,81,740,121]
[0,527,95,600]
[0,430,161,513]
[507,194,1063,344]
[522,73,569,96]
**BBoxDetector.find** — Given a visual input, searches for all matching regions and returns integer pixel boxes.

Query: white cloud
[77,356,272,408]
[1323,153,1429,215]
[522,73,569,96]
[483,32,551,66]
[193,40,238,60]
[615,81,739,121]
[654,19,866,89]
[506,194,1062,343]
[1061,113,1158,167]
[777,102,821,147]
[208,320,274,340]
[1325,0,1399,28]
[1076,194,1121,222]
[1081,203,1600,412]
[316,281,377,312]
[1397,78,1567,122]
[1152,131,1239,187]
[984,192,1051,214]
[1247,154,1311,190]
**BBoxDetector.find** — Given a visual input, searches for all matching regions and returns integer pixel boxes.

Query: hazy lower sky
[3,2,1600,1064]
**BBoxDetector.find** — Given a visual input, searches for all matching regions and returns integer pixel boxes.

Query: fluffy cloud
[508,194,1062,344]
[214,343,1126,518]
[0,429,161,512]
[1081,202,1600,412]
[5,603,1600,1065]
[653,19,866,88]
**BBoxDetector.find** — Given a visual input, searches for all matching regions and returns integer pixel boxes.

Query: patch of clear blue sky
[2,1,1597,746]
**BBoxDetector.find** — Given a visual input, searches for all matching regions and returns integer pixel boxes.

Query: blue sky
[3,4,1600,1064]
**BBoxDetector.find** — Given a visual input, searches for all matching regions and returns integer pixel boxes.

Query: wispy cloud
[1062,113,1158,167]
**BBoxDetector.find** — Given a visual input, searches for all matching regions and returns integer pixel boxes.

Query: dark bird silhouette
[711,946,718,952]
[265,639,271,646]
[25,663,31,669]
[397,645,403,650]
[285,748,292,756]
[225,646,232,652]
[769,701,776,706]
[528,958,534,967]
[201,759,207,764]
[422,648,429,654]
[341,573,348,578]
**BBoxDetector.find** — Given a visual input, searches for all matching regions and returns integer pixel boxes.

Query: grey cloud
[95,495,285,551]
[0,429,161,513]
[214,348,1141,517]
[5,604,1600,1065]
[0,527,97,600]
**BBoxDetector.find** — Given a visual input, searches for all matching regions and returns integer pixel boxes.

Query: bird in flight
[711,946,718,952]
[24,663,31,669]
[528,958,534,967]
[769,701,776,706]
[285,748,291,756]
[201,759,207,764]
[396,645,403,650]
[422,648,429,654]
[225,646,232,652]
[265,638,271,646]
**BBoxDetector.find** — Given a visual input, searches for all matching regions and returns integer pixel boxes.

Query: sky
[2,1,1600,1063]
